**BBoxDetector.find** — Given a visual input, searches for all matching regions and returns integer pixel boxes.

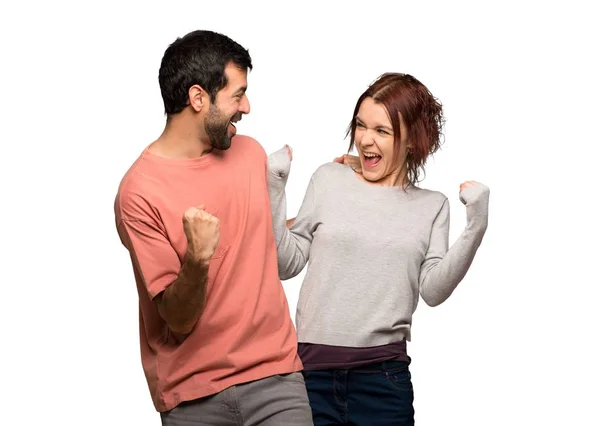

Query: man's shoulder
[231,134,266,157]
[114,151,157,223]
[115,178,148,223]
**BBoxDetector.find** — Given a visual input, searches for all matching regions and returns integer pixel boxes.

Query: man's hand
[334,153,361,173]
[182,205,220,263]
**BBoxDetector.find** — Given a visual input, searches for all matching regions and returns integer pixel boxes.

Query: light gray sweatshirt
[267,148,490,347]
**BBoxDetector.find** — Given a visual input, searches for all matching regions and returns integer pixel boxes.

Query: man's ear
[188,84,208,112]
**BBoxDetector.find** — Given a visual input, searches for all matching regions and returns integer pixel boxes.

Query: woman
[267,73,490,425]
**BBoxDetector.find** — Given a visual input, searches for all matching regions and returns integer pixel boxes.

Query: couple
[114,30,490,426]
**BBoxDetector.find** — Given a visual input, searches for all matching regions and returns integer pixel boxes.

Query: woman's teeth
[363,153,382,167]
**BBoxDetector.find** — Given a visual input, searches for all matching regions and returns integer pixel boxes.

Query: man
[114,30,313,425]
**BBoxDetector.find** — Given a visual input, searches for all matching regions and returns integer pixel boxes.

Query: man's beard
[205,104,233,151]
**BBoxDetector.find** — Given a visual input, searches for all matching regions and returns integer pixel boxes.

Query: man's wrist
[184,250,212,268]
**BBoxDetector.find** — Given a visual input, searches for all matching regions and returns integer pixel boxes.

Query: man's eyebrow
[233,86,247,96]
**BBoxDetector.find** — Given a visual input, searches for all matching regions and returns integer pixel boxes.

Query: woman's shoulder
[311,161,352,181]
[409,185,449,208]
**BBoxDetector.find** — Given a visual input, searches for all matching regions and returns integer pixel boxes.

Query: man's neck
[149,114,212,159]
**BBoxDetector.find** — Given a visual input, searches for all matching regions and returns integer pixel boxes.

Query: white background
[1,1,599,425]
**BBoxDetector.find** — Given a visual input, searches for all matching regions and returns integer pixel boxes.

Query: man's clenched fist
[182,205,220,263]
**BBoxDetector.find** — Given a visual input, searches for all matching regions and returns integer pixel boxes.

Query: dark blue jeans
[302,360,414,425]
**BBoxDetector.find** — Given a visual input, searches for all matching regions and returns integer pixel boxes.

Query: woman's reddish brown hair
[346,73,445,187]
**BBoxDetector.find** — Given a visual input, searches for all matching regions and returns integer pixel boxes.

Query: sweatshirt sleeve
[267,147,317,280]
[418,183,490,306]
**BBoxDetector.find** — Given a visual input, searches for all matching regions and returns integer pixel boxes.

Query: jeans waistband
[351,358,411,372]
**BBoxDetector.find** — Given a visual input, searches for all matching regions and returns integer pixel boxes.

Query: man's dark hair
[158,30,252,116]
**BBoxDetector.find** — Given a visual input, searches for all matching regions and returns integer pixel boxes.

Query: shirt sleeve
[267,147,317,280]
[419,183,490,306]
[118,218,181,299]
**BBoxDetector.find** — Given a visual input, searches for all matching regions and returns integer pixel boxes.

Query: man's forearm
[156,254,210,334]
